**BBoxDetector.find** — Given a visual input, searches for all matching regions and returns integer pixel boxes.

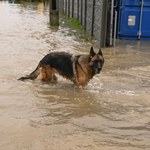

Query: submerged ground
[0,1,150,150]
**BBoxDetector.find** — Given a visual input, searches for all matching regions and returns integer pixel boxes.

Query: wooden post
[49,0,59,26]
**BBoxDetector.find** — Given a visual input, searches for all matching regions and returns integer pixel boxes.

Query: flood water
[0,1,150,150]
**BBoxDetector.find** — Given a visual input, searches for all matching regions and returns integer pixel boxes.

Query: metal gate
[118,0,150,40]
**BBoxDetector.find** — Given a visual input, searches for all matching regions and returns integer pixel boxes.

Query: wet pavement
[0,1,150,150]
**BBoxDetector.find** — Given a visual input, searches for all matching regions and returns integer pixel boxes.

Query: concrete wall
[59,0,107,48]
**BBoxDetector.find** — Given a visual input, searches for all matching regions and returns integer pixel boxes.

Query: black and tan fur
[18,47,104,87]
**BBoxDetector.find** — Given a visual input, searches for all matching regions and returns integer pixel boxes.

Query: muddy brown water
[0,1,150,150]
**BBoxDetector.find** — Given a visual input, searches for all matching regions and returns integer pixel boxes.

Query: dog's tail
[18,66,40,81]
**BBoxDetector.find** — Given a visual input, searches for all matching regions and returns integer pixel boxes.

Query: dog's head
[88,47,104,74]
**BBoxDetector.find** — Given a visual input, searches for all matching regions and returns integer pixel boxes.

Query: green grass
[66,18,84,31]
[60,15,93,42]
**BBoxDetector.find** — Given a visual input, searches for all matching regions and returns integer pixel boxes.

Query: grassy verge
[60,14,93,42]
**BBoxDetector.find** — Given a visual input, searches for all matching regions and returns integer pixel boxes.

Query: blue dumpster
[118,0,150,40]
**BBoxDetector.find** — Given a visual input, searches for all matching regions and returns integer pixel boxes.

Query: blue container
[118,0,150,40]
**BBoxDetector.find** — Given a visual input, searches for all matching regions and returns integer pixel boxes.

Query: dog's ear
[98,48,103,56]
[90,47,95,56]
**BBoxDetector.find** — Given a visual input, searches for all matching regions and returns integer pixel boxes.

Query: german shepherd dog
[18,47,104,87]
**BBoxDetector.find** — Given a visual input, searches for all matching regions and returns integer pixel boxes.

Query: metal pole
[72,0,74,17]
[100,0,108,48]
[109,0,114,46]
[63,0,65,13]
[84,0,87,31]
[113,11,118,47]
[81,0,83,24]
[65,0,67,16]
[91,0,95,36]
[138,0,144,40]
[68,0,70,17]
[77,0,79,19]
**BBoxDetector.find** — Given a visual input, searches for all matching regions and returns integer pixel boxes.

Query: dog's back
[39,52,74,78]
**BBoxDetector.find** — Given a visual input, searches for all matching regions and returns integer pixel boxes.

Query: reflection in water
[0,1,150,150]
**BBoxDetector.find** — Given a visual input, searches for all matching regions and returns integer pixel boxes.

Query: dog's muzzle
[95,68,102,74]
